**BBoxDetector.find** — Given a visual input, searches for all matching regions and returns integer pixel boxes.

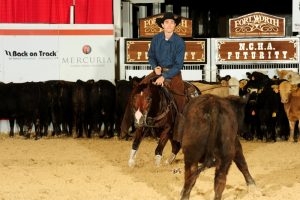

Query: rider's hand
[154,76,165,86]
[154,66,162,75]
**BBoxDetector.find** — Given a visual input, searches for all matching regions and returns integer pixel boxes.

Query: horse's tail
[199,100,219,172]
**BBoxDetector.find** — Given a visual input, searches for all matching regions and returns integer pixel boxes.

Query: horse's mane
[132,83,148,95]
[132,81,162,97]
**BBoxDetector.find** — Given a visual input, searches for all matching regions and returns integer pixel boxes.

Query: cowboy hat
[155,12,181,28]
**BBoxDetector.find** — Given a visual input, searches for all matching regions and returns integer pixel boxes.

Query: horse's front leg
[128,127,144,167]
[154,126,171,166]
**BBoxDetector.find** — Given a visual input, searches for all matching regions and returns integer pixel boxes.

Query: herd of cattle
[1,69,299,142]
[192,70,300,142]
[0,77,143,139]
[239,70,300,142]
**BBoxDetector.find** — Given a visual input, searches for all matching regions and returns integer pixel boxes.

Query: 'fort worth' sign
[229,12,285,38]
[125,39,206,64]
[139,14,192,38]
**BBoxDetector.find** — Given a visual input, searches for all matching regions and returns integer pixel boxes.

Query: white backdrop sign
[293,0,300,32]
[0,24,115,83]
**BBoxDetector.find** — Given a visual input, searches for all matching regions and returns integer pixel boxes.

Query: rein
[199,85,229,92]
[168,82,201,97]
[144,104,171,128]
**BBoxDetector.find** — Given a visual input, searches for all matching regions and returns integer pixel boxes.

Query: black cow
[0,82,42,138]
[87,79,116,138]
[45,80,73,137]
[72,80,89,138]
[0,82,19,136]
[242,72,290,141]
[178,94,255,200]
[115,79,132,137]
[86,79,100,137]
[17,82,44,139]
[98,80,116,138]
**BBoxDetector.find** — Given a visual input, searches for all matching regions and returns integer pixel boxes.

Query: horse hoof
[247,184,262,198]
[128,159,135,167]
[155,155,162,167]
[165,153,176,164]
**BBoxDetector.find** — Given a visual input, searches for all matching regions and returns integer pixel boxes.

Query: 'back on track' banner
[0,24,115,83]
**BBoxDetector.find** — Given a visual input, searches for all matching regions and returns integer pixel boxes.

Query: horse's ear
[129,76,133,81]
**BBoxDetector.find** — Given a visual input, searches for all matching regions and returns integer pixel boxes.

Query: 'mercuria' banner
[0,24,115,83]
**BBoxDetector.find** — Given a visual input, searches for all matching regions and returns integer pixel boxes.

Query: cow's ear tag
[272,112,277,117]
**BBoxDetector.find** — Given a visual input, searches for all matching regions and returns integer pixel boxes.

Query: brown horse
[178,94,256,200]
[126,79,181,167]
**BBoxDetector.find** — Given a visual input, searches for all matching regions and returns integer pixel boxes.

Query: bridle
[144,103,172,128]
[142,85,177,128]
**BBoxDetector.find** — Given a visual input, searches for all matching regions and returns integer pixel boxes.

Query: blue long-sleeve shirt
[148,32,185,79]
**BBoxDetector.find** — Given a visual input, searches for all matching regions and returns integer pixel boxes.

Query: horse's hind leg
[214,159,232,200]
[180,162,199,200]
[233,139,256,185]
[128,128,143,167]
[166,139,181,164]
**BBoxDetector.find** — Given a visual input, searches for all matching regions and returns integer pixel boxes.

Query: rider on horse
[139,12,186,113]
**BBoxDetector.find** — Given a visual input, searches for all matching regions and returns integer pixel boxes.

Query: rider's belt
[162,67,169,72]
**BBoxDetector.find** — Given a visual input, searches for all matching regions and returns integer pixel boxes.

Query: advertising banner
[0,24,115,83]
[293,0,300,32]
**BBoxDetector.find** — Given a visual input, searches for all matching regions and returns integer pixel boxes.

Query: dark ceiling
[165,0,292,15]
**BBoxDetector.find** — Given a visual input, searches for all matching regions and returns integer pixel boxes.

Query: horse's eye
[146,97,151,102]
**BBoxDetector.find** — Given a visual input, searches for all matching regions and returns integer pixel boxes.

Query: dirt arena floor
[0,134,300,200]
